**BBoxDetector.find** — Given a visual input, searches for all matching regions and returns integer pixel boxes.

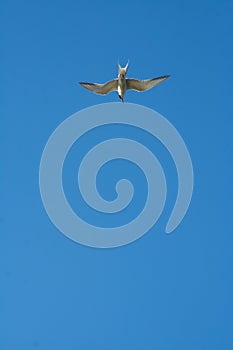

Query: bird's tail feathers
[118,60,129,76]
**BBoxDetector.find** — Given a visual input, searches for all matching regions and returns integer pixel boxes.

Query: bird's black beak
[118,95,124,103]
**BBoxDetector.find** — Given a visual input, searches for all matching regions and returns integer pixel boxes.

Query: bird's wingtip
[79,82,95,86]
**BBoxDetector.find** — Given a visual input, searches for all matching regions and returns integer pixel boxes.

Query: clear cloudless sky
[1,0,233,349]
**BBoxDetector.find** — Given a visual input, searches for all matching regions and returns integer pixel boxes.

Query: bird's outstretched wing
[126,75,170,92]
[79,79,118,95]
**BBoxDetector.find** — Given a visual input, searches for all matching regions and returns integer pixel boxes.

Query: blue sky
[1,0,233,349]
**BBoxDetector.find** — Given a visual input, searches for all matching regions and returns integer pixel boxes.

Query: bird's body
[118,76,126,102]
[79,62,170,102]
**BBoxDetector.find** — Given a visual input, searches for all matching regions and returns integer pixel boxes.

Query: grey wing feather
[126,75,170,92]
[79,79,118,95]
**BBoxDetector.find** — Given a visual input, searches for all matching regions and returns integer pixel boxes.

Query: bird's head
[118,61,129,78]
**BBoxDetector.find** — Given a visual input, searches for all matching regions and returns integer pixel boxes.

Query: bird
[79,62,170,102]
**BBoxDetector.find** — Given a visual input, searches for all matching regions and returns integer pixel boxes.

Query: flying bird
[79,62,170,102]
